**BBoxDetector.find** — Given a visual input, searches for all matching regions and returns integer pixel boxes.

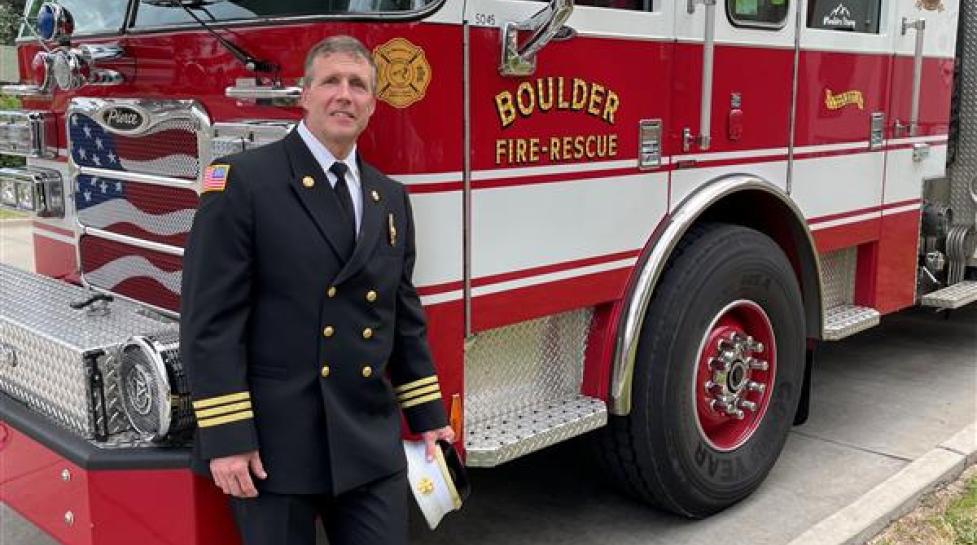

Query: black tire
[598,223,806,518]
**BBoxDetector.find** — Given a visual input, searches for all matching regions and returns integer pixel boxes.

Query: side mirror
[500,0,575,77]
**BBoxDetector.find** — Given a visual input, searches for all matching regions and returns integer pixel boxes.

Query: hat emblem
[417,477,435,495]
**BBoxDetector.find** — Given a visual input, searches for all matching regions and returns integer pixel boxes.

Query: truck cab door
[881,0,958,311]
[670,0,796,206]
[794,0,891,311]
[463,0,675,333]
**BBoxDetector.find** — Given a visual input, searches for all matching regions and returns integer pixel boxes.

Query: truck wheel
[599,223,806,517]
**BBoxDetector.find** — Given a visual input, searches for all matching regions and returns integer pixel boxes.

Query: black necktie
[329,162,356,238]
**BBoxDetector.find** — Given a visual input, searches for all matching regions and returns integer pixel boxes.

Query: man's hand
[422,425,456,462]
[210,450,267,498]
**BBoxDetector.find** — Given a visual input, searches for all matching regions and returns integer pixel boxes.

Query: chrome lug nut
[747,357,769,371]
[704,380,723,395]
[746,380,766,394]
[738,399,758,412]
[709,357,730,372]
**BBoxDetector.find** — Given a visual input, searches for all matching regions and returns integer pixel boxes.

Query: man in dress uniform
[180,35,455,545]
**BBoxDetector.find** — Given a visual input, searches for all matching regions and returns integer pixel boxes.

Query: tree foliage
[0,1,27,46]
[0,1,27,168]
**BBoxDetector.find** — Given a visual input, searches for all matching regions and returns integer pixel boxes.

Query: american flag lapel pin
[388,213,397,246]
[202,164,231,193]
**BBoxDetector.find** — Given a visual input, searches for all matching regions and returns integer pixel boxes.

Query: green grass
[0,208,25,220]
[939,474,977,545]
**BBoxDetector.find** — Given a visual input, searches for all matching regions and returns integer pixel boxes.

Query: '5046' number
[473,13,496,26]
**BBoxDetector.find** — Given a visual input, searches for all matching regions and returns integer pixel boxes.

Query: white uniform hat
[403,439,470,529]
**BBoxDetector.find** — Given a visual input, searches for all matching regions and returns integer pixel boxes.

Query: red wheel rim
[693,300,776,452]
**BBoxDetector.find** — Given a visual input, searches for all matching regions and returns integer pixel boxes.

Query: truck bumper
[0,393,238,545]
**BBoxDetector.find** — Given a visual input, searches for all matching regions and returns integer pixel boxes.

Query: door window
[807,0,882,34]
[727,0,789,28]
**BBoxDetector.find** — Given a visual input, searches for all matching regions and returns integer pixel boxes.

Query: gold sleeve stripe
[197,410,254,428]
[399,391,442,409]
[392,376,438,394]
[192,391,250,409]
[396,383,440,401]
[194,401,252,419]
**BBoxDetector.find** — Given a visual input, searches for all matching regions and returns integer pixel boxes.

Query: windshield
[133,0,435,27]
[19,0,129,38]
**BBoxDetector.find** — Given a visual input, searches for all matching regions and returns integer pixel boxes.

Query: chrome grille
[68,98,208,313]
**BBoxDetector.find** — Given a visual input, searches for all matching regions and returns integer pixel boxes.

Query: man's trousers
[230,470,408,545]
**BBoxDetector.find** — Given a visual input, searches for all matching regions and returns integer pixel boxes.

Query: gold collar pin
[302,176,315,188]
[371,190,381,203]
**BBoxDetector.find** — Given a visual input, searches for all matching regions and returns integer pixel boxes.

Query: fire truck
[0,0,974,542]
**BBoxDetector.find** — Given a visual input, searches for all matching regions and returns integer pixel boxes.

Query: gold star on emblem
[302,176,315,188]
[417,477,435,495]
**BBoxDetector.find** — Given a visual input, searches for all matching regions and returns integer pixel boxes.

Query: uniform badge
[202,164,230,193]
[371,190,381,202]
[373,38,432,109]
[388,213,397,246]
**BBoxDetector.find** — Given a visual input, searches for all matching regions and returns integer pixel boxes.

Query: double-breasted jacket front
[180,130,447,495]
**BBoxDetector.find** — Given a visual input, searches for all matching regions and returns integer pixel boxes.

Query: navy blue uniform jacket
[180,130,448,495]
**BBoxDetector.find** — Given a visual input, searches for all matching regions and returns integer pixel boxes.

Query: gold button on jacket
[366,290,377,302]
[327,286,337,298]
[323,326,335,337]
[362,327,373,339]
[320,365,330,378]
[361,366,373,378]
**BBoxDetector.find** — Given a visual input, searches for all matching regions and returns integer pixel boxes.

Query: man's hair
[303,35,378,93]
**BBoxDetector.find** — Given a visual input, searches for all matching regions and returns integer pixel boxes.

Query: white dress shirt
[297,120,364,236]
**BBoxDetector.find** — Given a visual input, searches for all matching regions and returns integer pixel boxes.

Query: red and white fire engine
[1,0,975,542]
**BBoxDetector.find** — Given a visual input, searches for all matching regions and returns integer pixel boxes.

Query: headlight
[0,110,56,158]
[119,334,194,442]
[0,179,15,207]
[0,167,64,217]
[15,182,34,210]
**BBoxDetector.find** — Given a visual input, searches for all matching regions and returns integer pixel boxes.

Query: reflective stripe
[192,391,250,409]
[399,392,442,409]
[396,383,440,401]
[197,410,254,428]
[392,375,438,394]
[195,401,252,419]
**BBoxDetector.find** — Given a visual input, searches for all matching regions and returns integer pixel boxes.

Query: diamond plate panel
[823,304,880,341]
[948,0,977,233]
[820,247,857,309]
[464,309,592,426]
[920,280,977,309]
[465,396,607,467]
[0,264,178,439]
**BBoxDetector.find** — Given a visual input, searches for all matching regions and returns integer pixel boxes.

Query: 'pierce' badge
[388,213,397,246]
[302,176,315,188]
[371,190,381,202]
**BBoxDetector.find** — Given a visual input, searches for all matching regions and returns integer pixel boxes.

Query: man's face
[301,52,376,157]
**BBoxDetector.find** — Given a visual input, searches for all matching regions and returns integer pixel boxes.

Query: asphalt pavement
[1,219,975,545]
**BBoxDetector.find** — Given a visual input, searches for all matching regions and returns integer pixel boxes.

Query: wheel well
[696,190,822,341]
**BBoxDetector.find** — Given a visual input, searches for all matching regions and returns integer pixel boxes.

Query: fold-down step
[464,395,607,467]
[920,281,977,310]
